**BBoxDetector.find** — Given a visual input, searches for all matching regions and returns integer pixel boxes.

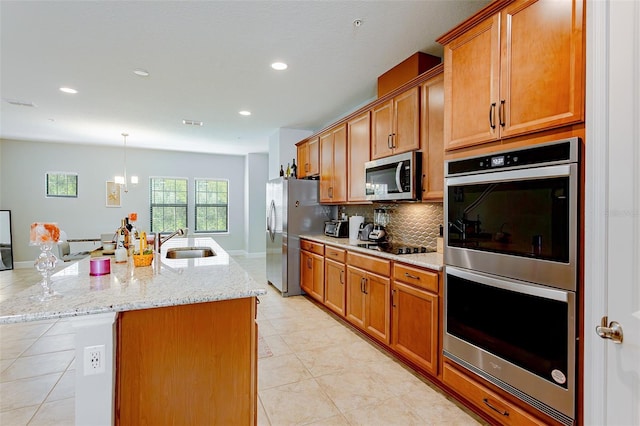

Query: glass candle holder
[29,222,62,301]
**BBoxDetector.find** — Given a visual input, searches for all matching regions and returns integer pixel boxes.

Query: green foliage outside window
[195,179,228,232]
[46,172,78,198]
[150,178,188,233]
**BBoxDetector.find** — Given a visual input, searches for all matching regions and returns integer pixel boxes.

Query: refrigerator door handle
[268,200,276,242]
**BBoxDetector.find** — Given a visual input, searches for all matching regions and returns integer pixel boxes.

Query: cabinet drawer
[300,239,324,256]
[347,251,390,276]
[443,362,547,426]
[393,264,438,293]
[325,246,346,263]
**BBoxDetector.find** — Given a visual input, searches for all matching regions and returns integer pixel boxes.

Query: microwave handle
[395,162,404,193]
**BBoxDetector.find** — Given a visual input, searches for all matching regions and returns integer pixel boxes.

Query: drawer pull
[404,272,420,280]
[482,398,509,417]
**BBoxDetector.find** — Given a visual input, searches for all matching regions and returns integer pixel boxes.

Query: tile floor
[1,256,484,425]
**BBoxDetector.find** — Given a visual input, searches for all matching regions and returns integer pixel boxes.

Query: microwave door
[395,162,403,193]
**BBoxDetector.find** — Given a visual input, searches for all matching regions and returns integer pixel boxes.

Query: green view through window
[195,179,228,232]
[150,177,188,233]
[46,172,78,198]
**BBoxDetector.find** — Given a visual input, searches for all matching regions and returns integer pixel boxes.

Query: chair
[58,241,91,262]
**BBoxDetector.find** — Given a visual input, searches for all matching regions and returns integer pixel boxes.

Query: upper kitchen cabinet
[347,111,371,203]
[319,124,347,203]
[296,136,319,178]
[420,70,445,201]
[439,0,585,151]
[371,86,420,160]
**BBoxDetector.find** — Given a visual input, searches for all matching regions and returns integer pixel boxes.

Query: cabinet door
[300,250,313,295]
[391,281,439,375]
[296,143,308,179]
[319,131,333,202]
[392,86,420,155]
[325,259,345,316]
[346,266,366,329]
[443,14,500,150]
[364,272,390,345]
[332,125,347,203]
[310,252,325,303]
[371,100,394,159]
[308,137,319,176]
[420,73,444,201]
[499,0,585,138]
[347,111,371,202]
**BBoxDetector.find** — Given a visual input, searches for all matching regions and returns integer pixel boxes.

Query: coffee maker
[369,208,389,242]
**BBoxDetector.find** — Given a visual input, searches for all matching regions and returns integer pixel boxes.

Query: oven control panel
[446,138,578,176]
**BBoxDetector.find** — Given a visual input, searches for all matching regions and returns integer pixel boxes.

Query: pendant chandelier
[114,132,138,193]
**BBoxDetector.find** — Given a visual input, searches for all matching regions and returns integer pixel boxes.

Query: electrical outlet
[84,345,106,376]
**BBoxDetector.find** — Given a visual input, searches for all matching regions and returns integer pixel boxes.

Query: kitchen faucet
[154,228,186,253]
[448,220,466,241]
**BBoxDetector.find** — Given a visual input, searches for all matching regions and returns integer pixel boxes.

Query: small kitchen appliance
[324,220,349,238]
[368,208,389,242]
[358,222,374,241]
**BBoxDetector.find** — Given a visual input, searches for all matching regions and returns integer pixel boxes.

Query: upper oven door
[445,163,578,291]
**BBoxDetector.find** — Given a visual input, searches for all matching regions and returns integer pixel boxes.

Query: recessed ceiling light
[59,87,78,94]
[271,62,288,71]
[239,110,251,116]
[133,69,150,77]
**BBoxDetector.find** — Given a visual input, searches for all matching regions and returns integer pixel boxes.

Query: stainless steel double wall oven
[444,138,580,425]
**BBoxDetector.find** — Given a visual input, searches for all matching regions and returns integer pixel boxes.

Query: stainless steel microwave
[365,152,421,201]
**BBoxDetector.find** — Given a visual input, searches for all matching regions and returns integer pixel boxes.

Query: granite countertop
[299,234,444,271]
[0,237,266,324]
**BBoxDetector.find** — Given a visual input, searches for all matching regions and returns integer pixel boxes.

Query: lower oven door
[444,266,576,424]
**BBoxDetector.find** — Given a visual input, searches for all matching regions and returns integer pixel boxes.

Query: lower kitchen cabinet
[346,252,391,345]
[300,240,325,303]
[324,246,346,316]
[116,298,257,424]
[391,263,440,376]
[391,281,438,375]
[443,361,551,426]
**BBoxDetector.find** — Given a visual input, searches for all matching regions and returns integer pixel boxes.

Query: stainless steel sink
[165,247,216,259]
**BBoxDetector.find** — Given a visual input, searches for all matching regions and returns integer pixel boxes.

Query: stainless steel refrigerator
[266,178,328,297]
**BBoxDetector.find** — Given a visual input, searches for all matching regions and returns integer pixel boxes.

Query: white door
[584,1,640,425]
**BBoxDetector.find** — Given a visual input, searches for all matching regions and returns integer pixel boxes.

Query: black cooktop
[356,242,434,255]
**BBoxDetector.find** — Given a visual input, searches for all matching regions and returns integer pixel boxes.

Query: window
[150,177,188,233]
[46,172,78,198]
[195,179,228,232]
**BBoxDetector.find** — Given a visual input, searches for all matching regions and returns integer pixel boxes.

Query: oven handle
[446,164,574,186]
[445,266,572,302]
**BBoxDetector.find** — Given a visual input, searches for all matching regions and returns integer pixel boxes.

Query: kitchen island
[0,237,267,425]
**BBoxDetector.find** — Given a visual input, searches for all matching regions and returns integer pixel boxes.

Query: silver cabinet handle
[483,398,509,417]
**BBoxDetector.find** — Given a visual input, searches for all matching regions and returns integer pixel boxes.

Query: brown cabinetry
[319,125,347,203]
[391,263,439,376]
[420,71,445,201]
[440,0,585,151]
[300,240,324,302]
[346,252,391,344]
[443,361,551,426]
[371,87,420,160]
[347,111,371,202]
[116,298,257,424]
[296,136,319,178]
[324,246,346,316]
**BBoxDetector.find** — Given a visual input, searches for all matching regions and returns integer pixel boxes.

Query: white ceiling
[0,1,489,156]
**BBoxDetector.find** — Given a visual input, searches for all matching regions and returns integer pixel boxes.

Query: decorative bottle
[291,159,297,179]
[279,165,284,177]
[286,163,291,179]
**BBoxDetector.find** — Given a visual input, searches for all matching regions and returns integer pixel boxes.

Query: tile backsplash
[343,203,443,249]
